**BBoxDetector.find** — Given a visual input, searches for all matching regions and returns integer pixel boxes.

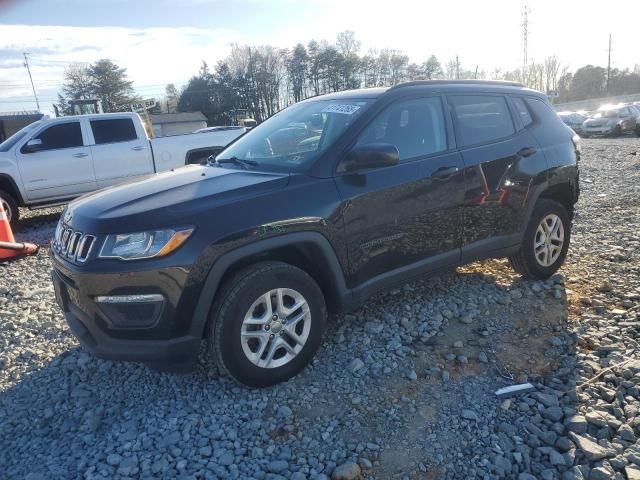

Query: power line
[23,53,40,111]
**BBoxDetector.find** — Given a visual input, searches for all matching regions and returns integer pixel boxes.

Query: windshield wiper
[214,156,259,169]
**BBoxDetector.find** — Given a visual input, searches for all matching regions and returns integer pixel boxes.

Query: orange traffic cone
[0,203,39,261]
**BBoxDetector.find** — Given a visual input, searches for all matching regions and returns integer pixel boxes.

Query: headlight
[99,228,193,260]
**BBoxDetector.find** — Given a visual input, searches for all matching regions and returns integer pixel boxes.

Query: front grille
[53,223,96,263]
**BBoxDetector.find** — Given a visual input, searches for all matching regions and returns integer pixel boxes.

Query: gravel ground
[0,138,639,480]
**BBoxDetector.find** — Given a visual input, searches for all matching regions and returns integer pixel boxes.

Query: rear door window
[90,118,138,144]
[31,122,83,151]
[449,95,515,147]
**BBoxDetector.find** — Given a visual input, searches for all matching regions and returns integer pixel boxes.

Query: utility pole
[606,34,612,94]
[521,3,530,85]
[23,53,40,111]
[455,55,460,79]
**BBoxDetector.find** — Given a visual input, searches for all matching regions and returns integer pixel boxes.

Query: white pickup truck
[0,112,246,224]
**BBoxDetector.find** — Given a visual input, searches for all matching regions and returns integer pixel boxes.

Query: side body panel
[88,116,155,188]
[15,118,97,202]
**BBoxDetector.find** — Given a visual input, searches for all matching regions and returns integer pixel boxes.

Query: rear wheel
[208,261,327,387]
[611,125,622,137]
[635,126,640,137]
[509,199,571,279]
[0,189,19,227]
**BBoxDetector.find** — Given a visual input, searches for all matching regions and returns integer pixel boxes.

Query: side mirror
[342,143,400,172]
[22,138,43,153]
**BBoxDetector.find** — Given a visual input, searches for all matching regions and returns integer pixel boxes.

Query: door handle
[72,153,89,158]
[132,146,145,151]
[517,146,537,158]
[431,166,460,180]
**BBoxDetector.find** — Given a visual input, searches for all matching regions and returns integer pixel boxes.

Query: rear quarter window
[511,97,533,127]
[449,95,515,147]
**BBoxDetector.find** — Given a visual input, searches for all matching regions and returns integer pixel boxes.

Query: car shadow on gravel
[0,259,583,480]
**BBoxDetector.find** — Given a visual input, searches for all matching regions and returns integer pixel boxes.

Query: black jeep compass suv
[51,80,580,387]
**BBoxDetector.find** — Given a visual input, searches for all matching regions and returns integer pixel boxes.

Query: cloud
[0,24,244,113]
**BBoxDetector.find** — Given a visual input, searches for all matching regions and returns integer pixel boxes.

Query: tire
[635,126,640,137]
[509,199,571,280]
[611,125,622,137]
[0,189,19,227]
[208,261,327,387]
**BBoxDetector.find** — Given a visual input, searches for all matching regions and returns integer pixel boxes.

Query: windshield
[216,98,371,171]
[0,121,42,152]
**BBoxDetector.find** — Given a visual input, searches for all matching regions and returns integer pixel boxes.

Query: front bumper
[582,125,615,136]
[51,252,201,369]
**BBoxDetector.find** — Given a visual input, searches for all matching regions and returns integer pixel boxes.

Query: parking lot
[1,137,639,479]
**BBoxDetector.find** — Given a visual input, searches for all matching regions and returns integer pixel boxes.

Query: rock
[617,424,636,442]
[569,432,612,461]
[106,454,122,466]
[543,406,564,422]
[219,452,234,466]
[534,392,559,408]
[461,409,477,420]
[453,341,464,348]
[589,465,615,480]
[277,405,293,418]
[364,322,383,334]
[626,466,640,480]
[331,461,361,480]
[478,351,489,363]
[548,448,566,466]
[585,411,614,428]
[349,358,365,373]
[566,415,588,433]
[268,460,289,474]
[407,370,418,381]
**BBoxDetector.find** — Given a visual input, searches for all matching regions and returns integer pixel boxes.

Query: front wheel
[209,261,327,387]
[610,125,622,137]
[509,199,571,280]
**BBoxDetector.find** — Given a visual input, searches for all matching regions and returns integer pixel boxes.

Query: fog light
[95,294,164,328]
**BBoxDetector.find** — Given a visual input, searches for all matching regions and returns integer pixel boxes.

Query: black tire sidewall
[213,264,327,387]
[520,200,571,279]
[0,190,19,226]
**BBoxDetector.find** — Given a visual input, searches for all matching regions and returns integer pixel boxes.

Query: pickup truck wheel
[0,190,19,226]
[209,261,327,387]
[509,199,571,280]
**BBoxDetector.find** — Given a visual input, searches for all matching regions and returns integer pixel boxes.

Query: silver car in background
[582,105,640,137]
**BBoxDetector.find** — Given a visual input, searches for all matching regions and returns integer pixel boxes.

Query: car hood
[583,118,615,125]
[64,165,290,233]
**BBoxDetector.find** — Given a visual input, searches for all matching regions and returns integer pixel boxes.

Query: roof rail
[389,79,524,90]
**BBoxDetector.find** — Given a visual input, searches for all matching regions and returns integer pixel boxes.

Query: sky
[1,0,639,115]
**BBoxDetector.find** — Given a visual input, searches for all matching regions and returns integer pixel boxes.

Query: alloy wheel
[534,213,564,267]
[240,288,311,368]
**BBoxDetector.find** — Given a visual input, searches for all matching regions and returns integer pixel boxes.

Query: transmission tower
[521,3,530,84]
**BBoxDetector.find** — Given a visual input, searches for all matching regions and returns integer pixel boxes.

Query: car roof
[301,80,545,103]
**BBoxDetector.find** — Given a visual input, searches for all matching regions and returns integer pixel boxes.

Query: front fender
[188,231,349,339]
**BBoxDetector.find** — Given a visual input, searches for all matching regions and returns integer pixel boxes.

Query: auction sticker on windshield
[322,104,361,115]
